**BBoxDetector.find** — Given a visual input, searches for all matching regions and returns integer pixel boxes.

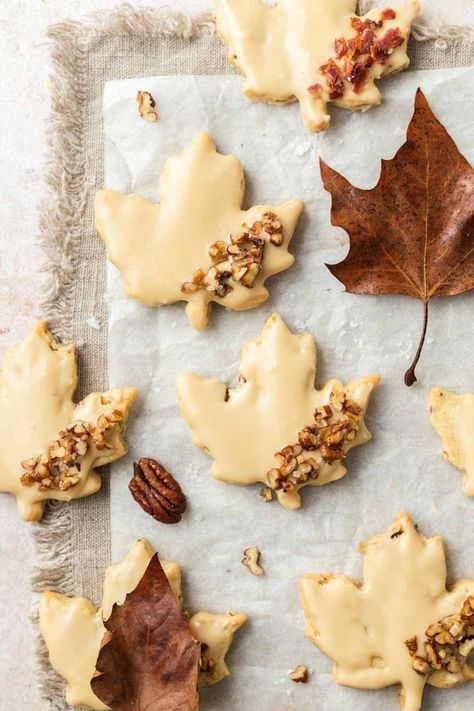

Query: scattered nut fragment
[406,596,474,677]
[260,486,273,502]
[136,90,158,122]
[129,458,187,524]
[289,665,309,683]
[181,212,283,298]
[242,547,264,576]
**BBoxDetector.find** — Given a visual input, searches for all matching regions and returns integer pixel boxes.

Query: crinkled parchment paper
[104,69,474,711]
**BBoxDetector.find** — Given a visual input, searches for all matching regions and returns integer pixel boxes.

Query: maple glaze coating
[177,313,379,508]
[95,133,303,329]
[40,539,246,710]
[0,322,136,521]
[190,611,247,686]
[430,388,474,497]
[215,0,420,131]
[301,513,474,711]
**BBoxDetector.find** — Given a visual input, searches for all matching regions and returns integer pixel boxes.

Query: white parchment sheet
[105,69,474,711]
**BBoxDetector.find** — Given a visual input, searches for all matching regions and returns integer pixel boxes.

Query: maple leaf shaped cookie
[429,387,474,497]
[177,313,379,509]
[95,133,303,330]
[40,539,247,710]
[216,0,420,131]
[301,513,474,711]
[0,323,136,521]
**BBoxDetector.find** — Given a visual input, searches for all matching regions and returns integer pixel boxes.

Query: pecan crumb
[260,486,273,502]
[242,546,264,576]
[136,91,158,122]
[289,665,309,683]
[406,596,474,676]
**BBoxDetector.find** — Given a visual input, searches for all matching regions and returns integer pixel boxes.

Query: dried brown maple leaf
[321,89,474,386]
[91,554,201,711]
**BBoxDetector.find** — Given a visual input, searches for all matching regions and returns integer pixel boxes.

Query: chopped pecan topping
[20,410,124,492]
[289,665,309,683]
[265,392,362,496]
[406,596,474,676]
[136,90,158,122]
[242,546,264,576]
[181,212,284,299]
[314,10,404,98]
[129,458,187,524]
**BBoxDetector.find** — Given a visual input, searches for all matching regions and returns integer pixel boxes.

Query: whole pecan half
[129,458,187,524]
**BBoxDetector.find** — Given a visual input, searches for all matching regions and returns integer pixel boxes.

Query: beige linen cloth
[33,3,474,707]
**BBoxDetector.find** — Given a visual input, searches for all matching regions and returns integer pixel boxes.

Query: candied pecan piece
[351,17,382,33]
[129,458,187,524]
[381,8,396,21]
[347,63,368,94]
[375,27,404,63]
[359,29,376,55]
[334,37,348,59]
[320,59,344,100]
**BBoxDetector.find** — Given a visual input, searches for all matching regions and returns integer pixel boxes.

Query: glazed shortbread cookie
[429,387,474,496]
[301,513,474,711]
[40,539,247,709]
[0,323,136,521]
[177,313,379,509]
[215,0,420,131]
[96,133,303,329]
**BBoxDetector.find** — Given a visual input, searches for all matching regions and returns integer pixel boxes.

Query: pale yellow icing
[189,611,247,686]
[40,539,246,709]
[215,0,420,131]
[95,133,303,329]
[429,387,474,497]
[301,513,474,711]
[176,313,379,509]
[0,322,136,521]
